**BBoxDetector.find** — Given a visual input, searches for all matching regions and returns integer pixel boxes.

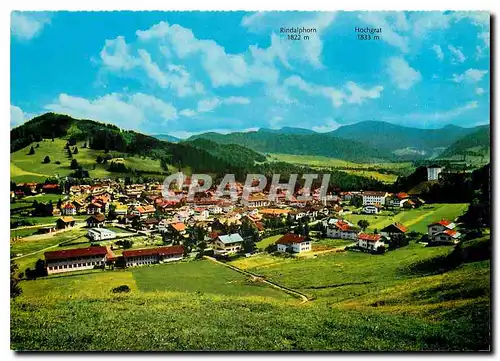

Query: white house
[276,233,311,253]
[427,165,443,181]
[357,233,385,251]
[214,233,244,254]
[326,220,360,240]
[362,191,388,206]
[61,203,76,216]
[87,228,116,241]
[430,229,461,244]
[45,246,109,275]
[427,219,456,237]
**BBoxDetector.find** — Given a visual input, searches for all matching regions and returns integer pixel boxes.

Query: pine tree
[43,155,51,164]
[28,146,35,155]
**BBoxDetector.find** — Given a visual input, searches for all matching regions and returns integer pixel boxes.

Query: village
[10,165,461,278]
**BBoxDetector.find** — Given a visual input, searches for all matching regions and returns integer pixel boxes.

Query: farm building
[44,246,111,275]
[87,228,116,241]
[214,233,244,254]
[380,222,408,239]
[86,213,106,228]
[275,233,311,253]
[427,219,456,237]
[357,233,385,251]
[56,216,75,229]
[122,245,184,267]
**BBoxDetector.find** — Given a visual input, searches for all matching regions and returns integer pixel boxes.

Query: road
[204,255,310,304]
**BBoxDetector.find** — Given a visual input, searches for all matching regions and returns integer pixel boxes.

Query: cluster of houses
[12,177,462,276]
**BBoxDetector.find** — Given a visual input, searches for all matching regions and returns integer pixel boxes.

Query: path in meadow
[204,255,310,304]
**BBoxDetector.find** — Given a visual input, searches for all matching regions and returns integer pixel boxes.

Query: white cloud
[476,87,485,95]
[344,81,383,104]
[197,98,220,113]
[100,36,137,70]
[44,93,177,130]
[223,96,251,105]
[386,56,421,90]
[431,44,444,61]
[11,12,50,40]
[196,96,251,113]
[10,105,34,128]
[448,45,466,64]
[412,12,452,38]
[242,12,336,68]
[135,21,279,88]
[282,75,383,108]
[358,12,409,53]
[311,118,342,133]
[179,109,197,117]
[451,68,488,83]
[100,36,204,97]
[400,101,479,122]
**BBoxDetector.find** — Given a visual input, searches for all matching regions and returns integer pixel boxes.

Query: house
[61,202,76,216]
[87,202,102,215]
[42,183,60,194]
[169,222,186,235]
[427,165,443,181]
[275,233,311,253]
[141,218,159,230]
[430,229,461,245]
[361,191,388,206]
[87,228,116,241]
[357,233,385,251]
[363,204,381,214]
[386,196,408,208]
[45,246,110,275]
[380,222,408,239]
[122,245,184,267]
[326,220,359,240]
[427,219,456,237]
[56,216,75,229]
[87,213,106,228]
[214,233,244,254]
[133,205,156,219]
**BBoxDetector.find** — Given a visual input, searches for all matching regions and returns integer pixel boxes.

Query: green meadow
[11,237,490,351]
[342,203,468,233]
[10,138,168,183]
[268,153,414,183]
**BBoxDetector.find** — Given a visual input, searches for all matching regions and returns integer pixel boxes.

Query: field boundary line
[203,256,310,304]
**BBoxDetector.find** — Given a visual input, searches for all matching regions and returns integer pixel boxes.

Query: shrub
[112,285,131,293]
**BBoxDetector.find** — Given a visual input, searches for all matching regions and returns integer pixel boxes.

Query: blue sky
[11,11,490,138]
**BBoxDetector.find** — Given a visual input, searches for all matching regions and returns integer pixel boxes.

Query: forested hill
[11,113,389,190]
[10,113,263,175]
[331,121,484,156]
[438,125,490,159]
[187,129,393,163]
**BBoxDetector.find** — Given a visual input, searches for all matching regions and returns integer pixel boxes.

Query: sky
[10,11,490,138]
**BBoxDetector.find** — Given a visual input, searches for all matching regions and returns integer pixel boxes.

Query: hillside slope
[331,121,484,157]
[438,125,490,160]
[187,129,393,163]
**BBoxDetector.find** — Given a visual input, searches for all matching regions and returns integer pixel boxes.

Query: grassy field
[268,153,414,183]
[313,238,355,250]
[10,138,168,182]
[342,203,468,233]
[255,234,283,249]
[132,260,291,299]
[11,236,490,351]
